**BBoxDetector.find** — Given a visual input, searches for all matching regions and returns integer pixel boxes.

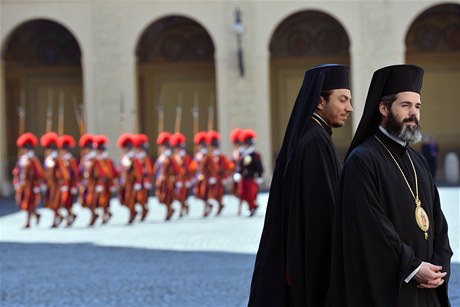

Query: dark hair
[320,90,333,102]
[380,94,398,109]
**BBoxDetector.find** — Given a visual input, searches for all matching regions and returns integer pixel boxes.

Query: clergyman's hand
[413,261,447,288]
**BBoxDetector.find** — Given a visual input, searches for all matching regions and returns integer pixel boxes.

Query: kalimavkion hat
[321,65,350,91]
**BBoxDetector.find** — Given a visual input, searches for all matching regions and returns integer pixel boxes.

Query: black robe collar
[375,128,407,156]
[311,113,332,136]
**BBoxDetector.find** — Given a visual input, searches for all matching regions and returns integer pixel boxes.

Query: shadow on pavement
[0,196,18,217]
[1,242,255,307]
[2,242,459,307]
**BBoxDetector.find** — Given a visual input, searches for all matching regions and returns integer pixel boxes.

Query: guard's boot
[89,212,99,226]
[216,203,224,216]
[140,207,148,222]
[128,210,137,224]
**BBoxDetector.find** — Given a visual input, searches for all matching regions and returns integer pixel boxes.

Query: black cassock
[249,116,342,306]
[326,129,452,307]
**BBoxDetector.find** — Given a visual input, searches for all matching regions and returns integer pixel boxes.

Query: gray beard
[386,110,423,144]
[398,124,423,144]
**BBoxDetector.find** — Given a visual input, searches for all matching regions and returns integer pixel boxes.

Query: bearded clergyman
[326,64,452,307]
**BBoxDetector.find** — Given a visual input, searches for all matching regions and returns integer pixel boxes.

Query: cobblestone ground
[1,188,459,307]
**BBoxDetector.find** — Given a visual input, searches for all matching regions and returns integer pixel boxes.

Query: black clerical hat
[380,64,424,96]
[321,64,351,91]
[346,64,424,159]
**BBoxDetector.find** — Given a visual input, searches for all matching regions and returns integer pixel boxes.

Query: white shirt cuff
[405,263,422,283]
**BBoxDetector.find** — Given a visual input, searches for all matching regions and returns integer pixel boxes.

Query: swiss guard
[117,133,144,224]
[229,128,243,215]
[238,129,264,217]
[57,135,79,226]
[153,132,179,221]
[190,131,218,217]
[41,132,70,227]
[207,130,230,216]
[12,132,44,228]
[170,132,192,217]
[77,133,100,226]
[94,134,117,224]
[135,133,154,222]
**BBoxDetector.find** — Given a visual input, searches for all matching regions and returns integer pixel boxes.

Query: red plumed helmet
[206,130,220,144]
[40,132,59,148]
[135,134,149,148]
[239,129,257,144]
[230,128,243,143]
[16,132,38,148]
[170,133,186,147]
[117,133,134,148]
[94,134,109,149]
[58,135,76,148]
[194,131,208,145]
[156,132,172,146]
[79,134,95,148]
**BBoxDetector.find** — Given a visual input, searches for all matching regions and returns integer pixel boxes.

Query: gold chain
[374,135,429,239]
[311,116,325,131]
[374,136,419,203]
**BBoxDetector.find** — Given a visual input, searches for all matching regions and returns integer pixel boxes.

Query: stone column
[350,2,406,134]
[82,2,135,158]
[0,60,12,196]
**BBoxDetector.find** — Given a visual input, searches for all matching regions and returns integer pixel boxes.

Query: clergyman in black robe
[326,64,452,307]
[249,64,353,306]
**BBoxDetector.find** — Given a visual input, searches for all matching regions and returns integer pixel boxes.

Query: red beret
[156,132,172,145]
[17,132,38,148]
[194,131,208,145]
[230,128,243,143]
[206,130,220,144]
[58,135,76,148]
[79,134,95,148]
[94,134,109,149]
[40,132,59,148]
[117,133,135,148]
[239,129,257,143]
[135,134,149,147]
[170,132,186,147]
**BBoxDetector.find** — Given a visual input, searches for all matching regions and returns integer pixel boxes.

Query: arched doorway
[136,16,216,156]
[1,19,83,173]
[405,3,460,180]
[269,10,351,164]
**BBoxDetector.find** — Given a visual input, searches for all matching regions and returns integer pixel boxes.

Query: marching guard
[13,133,45,228]
[117,133,144,224]
[94,134,117,224]
[134,133,154,222]
[229,128,244,215]
[77,133,100,226]
[207,130,230,216]
[237,129,264,217]
[153,132,179,221]
[57,135,79,226]
[171,132,192,217]
[190,131,218,217]
[41,132,70,227]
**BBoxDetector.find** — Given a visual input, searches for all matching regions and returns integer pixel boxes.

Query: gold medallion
[415,206,429,232]
[244,155,252,165]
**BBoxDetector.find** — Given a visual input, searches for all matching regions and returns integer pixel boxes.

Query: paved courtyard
[1,188,459,306]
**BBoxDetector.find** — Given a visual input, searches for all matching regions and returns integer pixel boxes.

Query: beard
[386,110,423,144]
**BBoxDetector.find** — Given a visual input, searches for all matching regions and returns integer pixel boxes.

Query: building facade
[1,0,459,194]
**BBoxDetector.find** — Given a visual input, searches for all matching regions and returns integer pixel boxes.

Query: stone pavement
[0,188,459,307]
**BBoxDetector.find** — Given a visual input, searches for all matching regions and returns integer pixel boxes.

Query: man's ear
[379,102,388,117]
[317,96,326,111]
